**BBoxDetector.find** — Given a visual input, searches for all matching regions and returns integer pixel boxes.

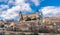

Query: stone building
[19,10,42,21]
[23,12,39,20]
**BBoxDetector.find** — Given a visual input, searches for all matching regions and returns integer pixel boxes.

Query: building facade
[19,11,42,21]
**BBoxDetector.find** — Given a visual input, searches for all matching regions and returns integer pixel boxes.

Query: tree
[32,16,37,20]
[0,24,4,28]
[25,16,31,21]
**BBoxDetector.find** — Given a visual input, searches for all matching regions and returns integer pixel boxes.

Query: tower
[39,11,43,20]
[36,10,41,20]
[19,11,23,22]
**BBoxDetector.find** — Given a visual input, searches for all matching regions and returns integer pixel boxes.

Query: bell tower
[19,11,23,22]
[39,11,43,20]
[36,10,40,20]
[36,10,43,20]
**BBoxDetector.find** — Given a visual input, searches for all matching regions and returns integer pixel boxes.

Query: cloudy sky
[0,0,60,21]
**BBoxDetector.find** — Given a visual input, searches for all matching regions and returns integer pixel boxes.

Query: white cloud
[8,0,15,5]
[41,6,60,17]
[15,0,32,12]
[0,0,32,20]
[20,3,32,11]
[0,0,44,20]
[15,0,25,5]
[0,0,8,3]
[31,0,40,6]
[31,0,44,6]
[0,5,9,11]
[0,5,9,15]
[0,6,19,19]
